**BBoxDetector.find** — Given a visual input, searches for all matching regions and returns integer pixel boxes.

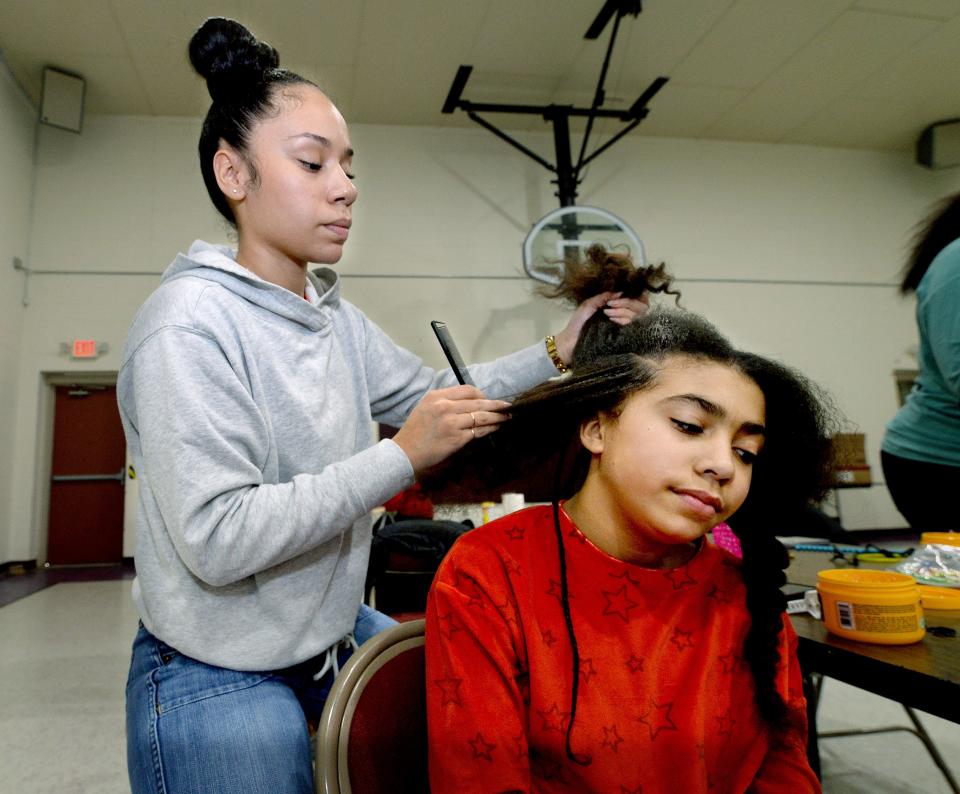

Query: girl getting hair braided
[425,297,833,791]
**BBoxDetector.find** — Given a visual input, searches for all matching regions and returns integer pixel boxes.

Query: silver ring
[470,427,476,439]
[470,412,477,428]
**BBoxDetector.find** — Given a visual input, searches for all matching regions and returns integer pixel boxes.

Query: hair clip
[785,590,822,620]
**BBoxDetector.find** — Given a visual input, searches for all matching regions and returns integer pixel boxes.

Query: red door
[46,385,126,565]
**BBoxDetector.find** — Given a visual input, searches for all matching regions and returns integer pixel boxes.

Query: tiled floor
[0,578,138,794]
[0,574,957,793]
[817,679,960,793]
[0,562,135,608]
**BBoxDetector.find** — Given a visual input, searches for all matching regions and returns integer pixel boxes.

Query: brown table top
[785,551,960,722]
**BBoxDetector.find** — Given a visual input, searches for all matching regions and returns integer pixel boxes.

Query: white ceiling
[3,0,960,150]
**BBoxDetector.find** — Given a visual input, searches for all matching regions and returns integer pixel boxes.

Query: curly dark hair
[188,18,317,226]
[724,351,835,733]
[541,245,677,305]
[539,245,682,367]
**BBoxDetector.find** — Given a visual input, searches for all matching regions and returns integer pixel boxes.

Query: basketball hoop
[522,205,645,285]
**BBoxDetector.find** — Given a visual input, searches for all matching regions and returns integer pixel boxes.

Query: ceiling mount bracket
[441,0,667,207]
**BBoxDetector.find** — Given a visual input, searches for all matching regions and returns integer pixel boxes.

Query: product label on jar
[835,601,920,633]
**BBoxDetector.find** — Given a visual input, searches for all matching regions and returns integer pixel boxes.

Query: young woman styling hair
[120,17,646,794]
[424,308,833,793]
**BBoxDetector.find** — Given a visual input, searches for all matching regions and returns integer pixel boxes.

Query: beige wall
[6,110,960,561]
[0,62,36,563]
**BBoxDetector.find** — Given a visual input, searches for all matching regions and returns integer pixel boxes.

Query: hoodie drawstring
[312,633,359,681]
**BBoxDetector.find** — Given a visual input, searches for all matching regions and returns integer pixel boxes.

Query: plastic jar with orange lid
[817,568,925,644]
[920,532,960,548]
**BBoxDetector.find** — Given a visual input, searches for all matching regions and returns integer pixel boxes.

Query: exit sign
[71,339,98,358]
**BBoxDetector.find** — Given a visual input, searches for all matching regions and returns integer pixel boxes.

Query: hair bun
[188,17,280,103]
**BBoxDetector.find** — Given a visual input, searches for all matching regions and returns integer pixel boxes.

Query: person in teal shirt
[882,193,960,531]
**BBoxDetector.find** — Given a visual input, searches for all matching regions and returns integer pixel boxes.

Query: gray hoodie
[118,240,556,670]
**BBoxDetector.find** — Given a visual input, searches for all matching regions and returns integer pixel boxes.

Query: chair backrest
[316,618,428,794]
[367,520,469,614]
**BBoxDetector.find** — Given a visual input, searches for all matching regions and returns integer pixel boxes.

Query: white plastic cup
[501,492,525,515]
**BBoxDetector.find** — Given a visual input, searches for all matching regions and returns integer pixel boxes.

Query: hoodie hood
[162,240,342,332]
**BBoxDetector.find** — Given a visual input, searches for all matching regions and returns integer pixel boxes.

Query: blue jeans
[126,604,397,794]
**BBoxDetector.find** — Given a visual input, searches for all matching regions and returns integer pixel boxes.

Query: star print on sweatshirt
[425,504,819,793]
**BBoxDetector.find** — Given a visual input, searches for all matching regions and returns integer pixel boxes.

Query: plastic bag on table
[894,543,960,588]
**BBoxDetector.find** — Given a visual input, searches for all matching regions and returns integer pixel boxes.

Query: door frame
[35,370,118,566]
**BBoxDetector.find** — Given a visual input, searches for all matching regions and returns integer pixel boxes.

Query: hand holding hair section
[543,244,678,367]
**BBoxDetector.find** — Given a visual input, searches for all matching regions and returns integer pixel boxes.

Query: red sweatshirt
[426,505,819,793]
